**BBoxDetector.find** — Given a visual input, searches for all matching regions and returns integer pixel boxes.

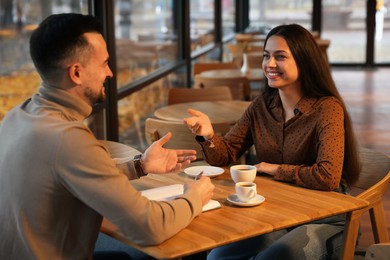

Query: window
[0,0,88,123]
[114,0,177,88]
[249,0,313,31]
[222,0,235,38]
[190,0,215,52]
[322,0,366,63]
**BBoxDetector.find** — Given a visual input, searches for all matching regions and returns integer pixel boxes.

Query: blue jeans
[94,232,153,259]
[207,215,346,260]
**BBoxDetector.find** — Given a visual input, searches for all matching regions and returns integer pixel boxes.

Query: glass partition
[118,70,186,151]
[322,0,366,63]
[0,0,88,123]
[222,0,235,37]
[249,0,313,32]
[114,0,177,88]
[375,0,390,64]
[190,0,215,53]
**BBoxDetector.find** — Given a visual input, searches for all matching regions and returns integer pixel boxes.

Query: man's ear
[68,64,82,85]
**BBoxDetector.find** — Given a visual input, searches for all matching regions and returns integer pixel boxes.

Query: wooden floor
[331,67,390,252]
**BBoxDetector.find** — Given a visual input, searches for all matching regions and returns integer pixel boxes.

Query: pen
[195,171,204,181]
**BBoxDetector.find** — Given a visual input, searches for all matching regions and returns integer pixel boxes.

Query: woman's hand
[183,109,214,139]
[255,162,280,176]
[142,132,197,173]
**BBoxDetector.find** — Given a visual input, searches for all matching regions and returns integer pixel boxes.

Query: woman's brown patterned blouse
[197,92,345,191]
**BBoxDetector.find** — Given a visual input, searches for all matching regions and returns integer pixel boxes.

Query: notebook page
[141,184,221,212]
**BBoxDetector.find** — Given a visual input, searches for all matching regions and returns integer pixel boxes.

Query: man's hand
[142,132,197,174]
[183,109,214,139]
[184,177,215,206]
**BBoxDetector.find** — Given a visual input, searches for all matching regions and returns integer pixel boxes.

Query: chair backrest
[226,43,244,67]
[315,38,330,64]
[245,53,263,69]
[193,62,238,76]
[340,147,390,260]
[352,147,390,191]
[353,148,390,240]
[167,86,233,105]
[365,243,390,260]
[145,118,231,161]
[226,43,263,67]
[235,33,255,43]
[194,74,250,101]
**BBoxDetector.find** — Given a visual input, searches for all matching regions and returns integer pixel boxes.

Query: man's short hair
[29,13,103,81]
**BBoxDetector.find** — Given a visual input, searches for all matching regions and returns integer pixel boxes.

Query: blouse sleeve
[197,103,255,166]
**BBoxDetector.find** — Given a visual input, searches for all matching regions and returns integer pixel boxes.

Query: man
[0,13,214,259]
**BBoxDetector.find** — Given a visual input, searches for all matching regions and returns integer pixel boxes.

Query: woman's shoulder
[316,96,343,110]
[315,96,344,120]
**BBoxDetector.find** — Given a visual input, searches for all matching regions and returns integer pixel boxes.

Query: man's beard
[85,86,106,105]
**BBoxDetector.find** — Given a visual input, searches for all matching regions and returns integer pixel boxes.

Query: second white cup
[235,182,257,203]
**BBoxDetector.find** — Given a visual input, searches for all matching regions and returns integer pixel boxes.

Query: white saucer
[227,194,265,207]
[184,165,224,178]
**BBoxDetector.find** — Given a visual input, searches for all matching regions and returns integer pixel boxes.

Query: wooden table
[200,68,265,82]
[154,100,251,124]
[101,167,369,259]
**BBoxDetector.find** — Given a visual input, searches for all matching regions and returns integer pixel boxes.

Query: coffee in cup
[235,182,257,202]
[230,164,257,183]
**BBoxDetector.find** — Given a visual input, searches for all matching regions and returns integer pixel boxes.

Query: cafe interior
[1,0,389,258]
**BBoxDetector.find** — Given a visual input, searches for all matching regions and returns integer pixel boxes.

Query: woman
[184,24,360,259]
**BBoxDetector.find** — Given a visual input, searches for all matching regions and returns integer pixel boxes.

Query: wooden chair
[315,38,331,64]
[193,62,238,76]
[226,43,263,68]
[194,74,250,101]
[235,33,255,43]
[235,34,265,44]
[167,86,233,105]
[145,118,231,161]
[365,243,390,260]
[245,53,263,69]
[339,147,390,260]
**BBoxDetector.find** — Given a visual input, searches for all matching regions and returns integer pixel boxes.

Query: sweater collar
[38,83,92,121]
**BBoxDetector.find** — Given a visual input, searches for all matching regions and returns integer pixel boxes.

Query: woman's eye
[275,55,286,60]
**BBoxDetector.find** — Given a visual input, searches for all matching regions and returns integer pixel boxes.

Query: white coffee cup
[235,182,257,203]
[230,164,257,183]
